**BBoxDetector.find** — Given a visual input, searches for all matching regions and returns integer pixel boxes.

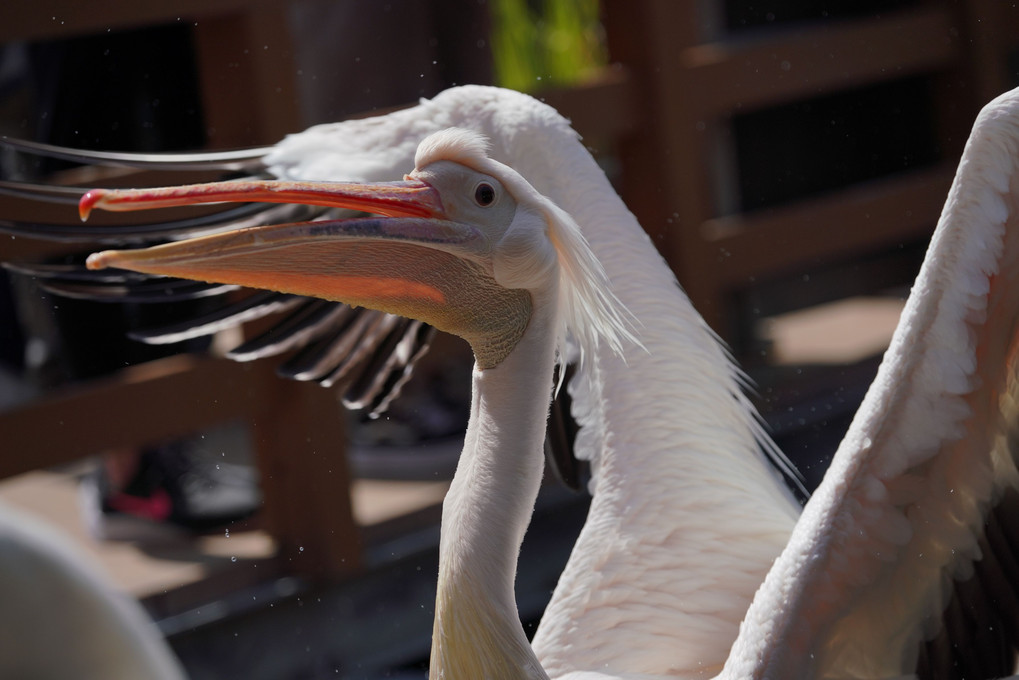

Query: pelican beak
[79,179,446,221]
[82,179,530,367]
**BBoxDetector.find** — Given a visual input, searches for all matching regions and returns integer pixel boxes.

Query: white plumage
[0,503,186,678]
[226,84,1019,678]
[721,89,1019,679]
[265,85,806,676]
[11,82,1019,679]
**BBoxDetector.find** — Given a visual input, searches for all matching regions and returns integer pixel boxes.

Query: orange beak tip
[86,252,110,270]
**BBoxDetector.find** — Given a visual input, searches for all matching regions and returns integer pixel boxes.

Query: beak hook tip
[79,189,104,221]
[85,252,108,270]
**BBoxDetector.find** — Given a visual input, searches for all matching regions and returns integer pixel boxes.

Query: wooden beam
[682,6,959,116]
[0,355,275,479]
[0,0,288,43]
[538,66,639,143]
[192,7,302,147]
[701,164,955,287]
[0,352,362,579]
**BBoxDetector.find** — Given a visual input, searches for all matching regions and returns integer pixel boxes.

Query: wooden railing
[601,0,1019,343]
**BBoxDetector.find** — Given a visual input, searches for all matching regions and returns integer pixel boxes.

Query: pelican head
[84,128,632,369]
[83,128,637,678]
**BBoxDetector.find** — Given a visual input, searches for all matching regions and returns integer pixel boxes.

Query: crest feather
[415,128,492,170]
[542,198,642,367]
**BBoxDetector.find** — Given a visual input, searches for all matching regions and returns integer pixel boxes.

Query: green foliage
[490,0,606,92]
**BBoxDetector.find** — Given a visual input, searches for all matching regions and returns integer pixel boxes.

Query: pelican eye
[474,182,496,207]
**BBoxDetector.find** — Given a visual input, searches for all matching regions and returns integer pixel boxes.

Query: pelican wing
[1,135,270,171]
[0,139,433,418]
[726,88,1019,680]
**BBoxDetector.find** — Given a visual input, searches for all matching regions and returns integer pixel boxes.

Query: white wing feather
[723,87,1019,679]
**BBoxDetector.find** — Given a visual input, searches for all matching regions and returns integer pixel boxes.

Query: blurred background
[1,1,1018,677]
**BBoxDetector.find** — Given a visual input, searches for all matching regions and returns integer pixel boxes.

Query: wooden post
[192,5,302,147]
[250,375,362,580]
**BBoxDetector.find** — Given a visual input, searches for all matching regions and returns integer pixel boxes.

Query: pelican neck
[429,290,558,680]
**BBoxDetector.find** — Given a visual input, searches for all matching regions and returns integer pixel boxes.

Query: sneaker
[81,440,261,540]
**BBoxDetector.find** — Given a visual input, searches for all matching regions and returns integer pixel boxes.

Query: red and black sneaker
[80,441,261,540]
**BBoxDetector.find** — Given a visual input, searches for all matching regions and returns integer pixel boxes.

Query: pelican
[6,83,1019,678]
[81,126,639,678]
[4,84,800,676]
